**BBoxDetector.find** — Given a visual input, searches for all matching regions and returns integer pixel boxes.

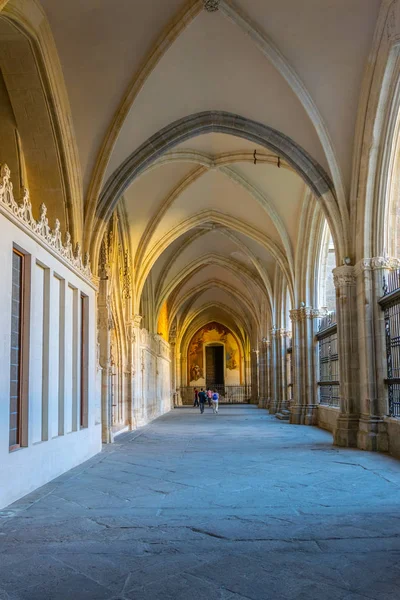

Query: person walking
[193,388,199,407]
[207,388,212,407]
[198,388,206,414]
[212,390,219,414]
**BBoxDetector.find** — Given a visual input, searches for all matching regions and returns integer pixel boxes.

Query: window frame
[9,246,30,451]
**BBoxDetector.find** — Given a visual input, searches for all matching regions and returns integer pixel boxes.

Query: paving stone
[1,407,400,599]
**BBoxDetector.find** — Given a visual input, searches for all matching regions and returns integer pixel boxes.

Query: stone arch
[156,253,268,310]
[351,1,400,260]
[84,0,347,248]
[167,278,272,333]
[0,0,83,241]
[134,209,292,311]
[91,111,347,272]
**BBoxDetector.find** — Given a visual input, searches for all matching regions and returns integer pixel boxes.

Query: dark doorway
[206,345,224,388]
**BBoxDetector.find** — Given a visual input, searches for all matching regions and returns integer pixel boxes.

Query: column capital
[279,328,292,338]
[333,265,356,289]
[289,307,322,322]
[132,314,143,328]
[354,255,400,275]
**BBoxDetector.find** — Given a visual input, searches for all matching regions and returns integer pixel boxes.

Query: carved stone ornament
[333,266,356,289]
[119,248,132,301]
[203,0,220,12]
[0,164,92,280]
[290,307,321,322]
[355,256,400,274]
[126,321,136,344]
[133,314,143,328]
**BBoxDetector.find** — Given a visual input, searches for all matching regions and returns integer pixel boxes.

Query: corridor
[1,406,400,599]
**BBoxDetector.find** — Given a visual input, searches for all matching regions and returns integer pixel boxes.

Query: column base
[258,397,268,409]
[269,399,278,415]
[333,415,359,447]
[102,427,114,444]
[276,410,290,421]
[357,416,388,452]
[289,404,318,425]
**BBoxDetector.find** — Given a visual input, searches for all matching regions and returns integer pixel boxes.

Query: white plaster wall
[0,212,101,510]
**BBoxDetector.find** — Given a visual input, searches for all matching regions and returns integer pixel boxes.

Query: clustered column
[289,306,319,425]
[332,266,360,446]
[258,340,268,409]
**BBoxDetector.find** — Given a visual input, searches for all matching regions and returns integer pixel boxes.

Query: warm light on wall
[157,302,169,339]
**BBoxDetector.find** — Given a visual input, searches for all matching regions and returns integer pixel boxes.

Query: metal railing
[180,385,252,405]
[383,270,400,295]
[318,310,337,332]
[380,273,400,416]
[316,315,339,408]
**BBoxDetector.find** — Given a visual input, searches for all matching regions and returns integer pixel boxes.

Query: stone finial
[0,163,92,281]
[204,0,220,12]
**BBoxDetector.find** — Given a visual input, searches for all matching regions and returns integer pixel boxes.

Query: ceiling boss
[203,0,220,12]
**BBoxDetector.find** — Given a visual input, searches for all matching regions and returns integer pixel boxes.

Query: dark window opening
[10,249,24,450]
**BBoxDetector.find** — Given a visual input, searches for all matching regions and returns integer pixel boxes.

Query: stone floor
[2,406,400,599]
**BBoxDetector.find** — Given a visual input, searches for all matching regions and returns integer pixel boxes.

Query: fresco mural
[187,322,241,385]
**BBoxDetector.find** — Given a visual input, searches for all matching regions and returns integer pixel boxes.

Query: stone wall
[317,405,340,434]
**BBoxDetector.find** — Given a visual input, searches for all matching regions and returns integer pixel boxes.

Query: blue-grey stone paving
[1,406,400,599]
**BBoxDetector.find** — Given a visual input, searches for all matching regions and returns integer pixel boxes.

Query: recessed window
[9,248,27,450]
[80,294,89,428]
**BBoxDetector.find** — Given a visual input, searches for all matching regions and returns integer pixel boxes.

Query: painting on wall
[188,322,241,384]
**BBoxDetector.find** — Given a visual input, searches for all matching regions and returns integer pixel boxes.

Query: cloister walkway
[1,406,400,599]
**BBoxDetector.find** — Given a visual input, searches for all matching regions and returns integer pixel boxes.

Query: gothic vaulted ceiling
[37,0,381,340]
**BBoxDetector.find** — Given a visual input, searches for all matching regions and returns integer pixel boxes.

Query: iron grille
[383,298,400,416]
[180,385,252,405]
[318,310,337,332]
[286,347,293,404]
[383,270,400,295]
[380,272,400,416]
[317,327,339,407]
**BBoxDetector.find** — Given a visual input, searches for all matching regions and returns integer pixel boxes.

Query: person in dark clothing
[207,388,212,407]
[198,388,206,414]
[193,388,199,407]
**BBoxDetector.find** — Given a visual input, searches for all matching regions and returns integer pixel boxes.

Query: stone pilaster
[333,266,360,447]
[289,307,319,425]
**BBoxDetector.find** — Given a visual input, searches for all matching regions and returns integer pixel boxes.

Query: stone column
[355,258,393,451]
[277,329,288,413]
[289,307,319,425]
[176,352,183,405]
[129,315,143,427]
[169,338,176,407]
[276,330,290,418]
[264,340,272,409]
[98,277,113,443]
[269,328,279,414]
[250,350,259,404]
[333,266,360,447]
[258,339,268,408]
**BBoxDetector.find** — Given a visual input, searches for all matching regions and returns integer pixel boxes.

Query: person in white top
[212,390,219,414]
